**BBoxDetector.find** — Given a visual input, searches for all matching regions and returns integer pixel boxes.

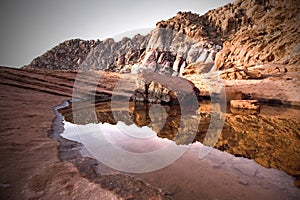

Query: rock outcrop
[24,35,150,71]
[156,4,249,45]
[230,100,260,110]
[21,0,300,107]
[133,72,200,105]
[24,39,99,70]
[215,0,300,70]
[23,29,219,75]
[157,0,300,72]
[23,0,300,82]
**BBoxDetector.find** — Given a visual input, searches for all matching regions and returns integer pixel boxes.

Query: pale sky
[0,0,235,68]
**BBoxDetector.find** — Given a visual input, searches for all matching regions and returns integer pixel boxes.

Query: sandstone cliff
[23,0,299,79]
[156,0,300,70]
[215,0,300,70]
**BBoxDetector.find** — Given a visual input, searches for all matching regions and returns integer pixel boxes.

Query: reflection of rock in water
[230,107,260,115]
[217,114,300,177]
[59,100,300,179]
[60,100,203,145]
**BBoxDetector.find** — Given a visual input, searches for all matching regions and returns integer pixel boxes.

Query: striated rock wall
[157,0,300,71]
[156,2,250,45]
[23,0,299,81]
[215,0,300,69]
[129,28,220,76]
[24,28,220,76]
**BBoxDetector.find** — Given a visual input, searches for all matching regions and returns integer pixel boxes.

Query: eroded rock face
[23,35,150,71]
[129,28,220,76]
[156,4,249,45]
[23,28,220,77]
[23,0,299,80]
[215,0,300,70]
[24,39,99,70]
[153,0,298,76]
[81,35,150,71]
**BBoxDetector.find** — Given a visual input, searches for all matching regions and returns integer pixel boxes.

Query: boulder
[133,72,200,106]
[230,100,260,110]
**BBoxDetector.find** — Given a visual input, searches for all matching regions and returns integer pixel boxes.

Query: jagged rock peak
[23,0,300,75]
[156,1,253,45]
[24,39,100,70]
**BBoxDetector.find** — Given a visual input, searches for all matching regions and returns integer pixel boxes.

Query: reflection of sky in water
[62,121,178,153]
[61,120,300,199]
[59,98,300,198]
[61,120,188,173]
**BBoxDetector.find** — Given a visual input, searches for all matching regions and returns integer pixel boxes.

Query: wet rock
[230,107,260,115]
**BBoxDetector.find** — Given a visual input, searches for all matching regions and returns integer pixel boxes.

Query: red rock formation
[23,0,299,76]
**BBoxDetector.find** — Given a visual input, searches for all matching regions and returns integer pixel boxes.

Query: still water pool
[57,100,300,199]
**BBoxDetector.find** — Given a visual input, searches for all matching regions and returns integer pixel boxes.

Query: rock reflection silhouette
[59,100,300,179]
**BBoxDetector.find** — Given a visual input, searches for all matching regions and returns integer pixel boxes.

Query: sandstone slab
[230,100,260,110]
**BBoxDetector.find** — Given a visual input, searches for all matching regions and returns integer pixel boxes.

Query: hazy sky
[0,0,235,68]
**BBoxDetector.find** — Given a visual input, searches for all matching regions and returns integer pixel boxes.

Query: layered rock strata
[24,0,299,80]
